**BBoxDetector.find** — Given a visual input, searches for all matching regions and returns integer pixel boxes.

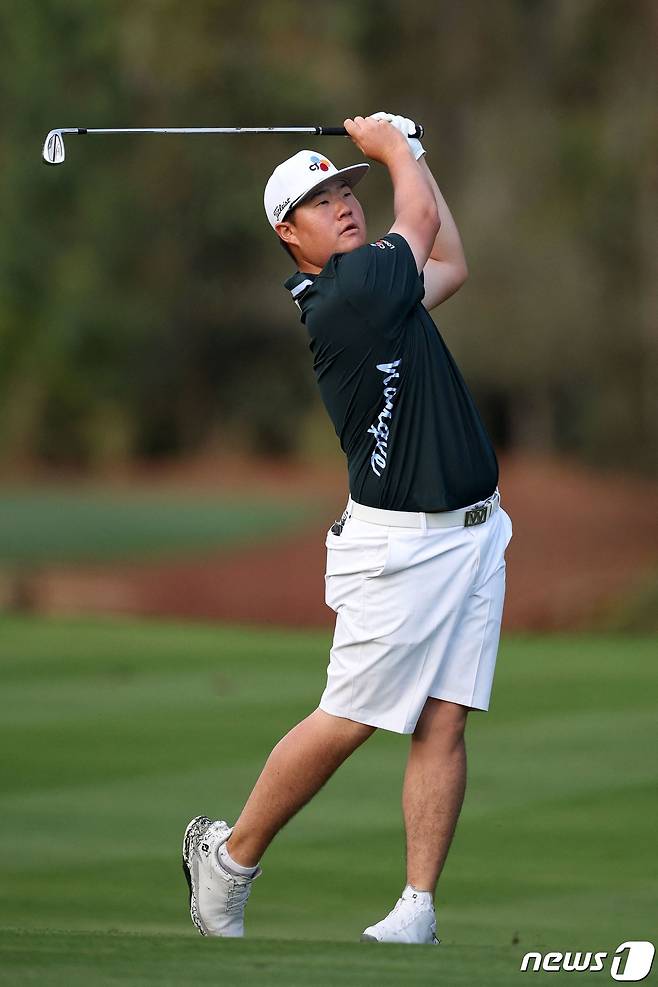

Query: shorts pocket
[500,508,513,549]
[325,518,390,577]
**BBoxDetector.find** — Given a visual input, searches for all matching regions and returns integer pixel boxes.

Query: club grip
[319,123,424,139]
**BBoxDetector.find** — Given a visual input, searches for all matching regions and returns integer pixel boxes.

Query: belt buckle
[464,503,490,527]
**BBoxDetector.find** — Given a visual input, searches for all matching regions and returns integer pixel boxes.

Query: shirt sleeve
[333,233,425,329]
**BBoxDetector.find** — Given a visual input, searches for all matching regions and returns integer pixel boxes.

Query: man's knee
[413,697,469,743]
[311,707,376,747]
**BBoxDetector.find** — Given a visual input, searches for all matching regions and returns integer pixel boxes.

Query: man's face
[275,178,367,272]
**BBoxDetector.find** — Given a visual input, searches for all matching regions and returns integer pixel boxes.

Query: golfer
[183,112,513,944]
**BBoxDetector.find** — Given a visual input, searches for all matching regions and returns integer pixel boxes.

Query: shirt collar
[284,270,317,309]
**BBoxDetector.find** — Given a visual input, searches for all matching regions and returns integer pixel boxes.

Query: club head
[43,130,65,165]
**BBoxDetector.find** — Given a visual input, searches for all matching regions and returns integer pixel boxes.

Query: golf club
[42,123,425,166]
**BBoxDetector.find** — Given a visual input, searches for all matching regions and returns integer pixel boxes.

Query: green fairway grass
[0,489,317,563]
[1,619,656,984]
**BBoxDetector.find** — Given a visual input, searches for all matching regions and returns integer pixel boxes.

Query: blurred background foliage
[0,0,655,472]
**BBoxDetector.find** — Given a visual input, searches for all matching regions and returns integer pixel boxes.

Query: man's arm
[344,116,440,273]
[367,112,468,309]
[418,158,468,310]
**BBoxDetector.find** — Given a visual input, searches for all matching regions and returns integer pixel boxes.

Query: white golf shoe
[361,885,440,944]
[182,815,261,937]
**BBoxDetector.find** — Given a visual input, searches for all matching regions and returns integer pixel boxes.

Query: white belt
[349,490,500,529]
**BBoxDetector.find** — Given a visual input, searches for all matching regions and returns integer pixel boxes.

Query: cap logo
[273,196,291,221]
[309,154,330,172]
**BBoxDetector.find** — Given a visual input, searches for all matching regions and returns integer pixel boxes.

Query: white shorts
[320,498,513,734]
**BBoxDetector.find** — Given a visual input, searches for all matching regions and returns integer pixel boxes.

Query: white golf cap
[264,150,369,229]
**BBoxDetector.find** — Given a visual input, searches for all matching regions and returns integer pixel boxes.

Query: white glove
[371,110,426,160]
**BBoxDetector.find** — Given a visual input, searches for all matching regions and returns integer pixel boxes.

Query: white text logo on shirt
[370,238,395,250]
[368,359,401,477]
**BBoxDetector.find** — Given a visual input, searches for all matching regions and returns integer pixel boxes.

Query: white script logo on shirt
[368,360,401,477]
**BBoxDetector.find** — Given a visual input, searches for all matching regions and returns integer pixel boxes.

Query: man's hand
[370,111,426,160]
[343,116,412,166]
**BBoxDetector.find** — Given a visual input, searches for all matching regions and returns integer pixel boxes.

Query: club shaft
[51,124,424,138]
[54,127,343,138]
[42,123,424,165]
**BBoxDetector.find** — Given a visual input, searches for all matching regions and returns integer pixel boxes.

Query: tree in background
[0,0,655,473]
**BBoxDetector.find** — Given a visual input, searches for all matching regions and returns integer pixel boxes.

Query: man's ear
[275,220,298,248]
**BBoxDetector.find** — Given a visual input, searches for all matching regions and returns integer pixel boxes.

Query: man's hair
[277,207,297,263]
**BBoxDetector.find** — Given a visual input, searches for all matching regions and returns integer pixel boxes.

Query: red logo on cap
[309,154,330,172]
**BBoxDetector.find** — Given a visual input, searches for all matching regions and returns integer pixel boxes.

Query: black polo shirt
[284,233,498,512]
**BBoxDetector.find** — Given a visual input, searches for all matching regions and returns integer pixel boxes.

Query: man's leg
[402,697,469,894]
[227,708,375,866]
